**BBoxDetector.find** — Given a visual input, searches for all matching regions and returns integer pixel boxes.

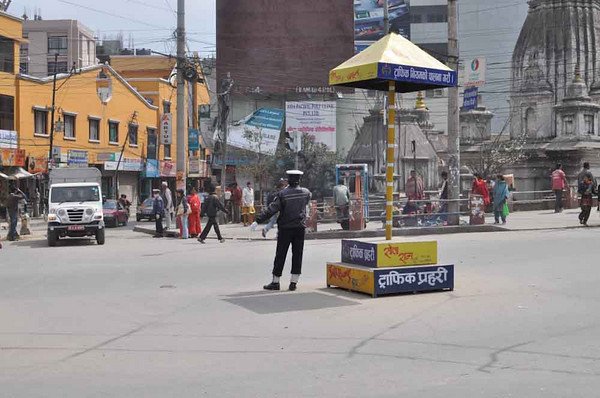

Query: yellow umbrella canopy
[329,33,457,93]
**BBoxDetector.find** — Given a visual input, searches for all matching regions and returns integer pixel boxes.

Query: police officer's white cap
[286,170,304,176]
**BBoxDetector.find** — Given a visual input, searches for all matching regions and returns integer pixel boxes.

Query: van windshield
[51,186,100,203]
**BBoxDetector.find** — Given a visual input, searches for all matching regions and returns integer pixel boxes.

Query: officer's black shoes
[289,282,297,291]
[263,282,280,291]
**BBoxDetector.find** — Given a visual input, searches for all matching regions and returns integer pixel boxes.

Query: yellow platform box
[341,239,437,268]
[327,262,454,298]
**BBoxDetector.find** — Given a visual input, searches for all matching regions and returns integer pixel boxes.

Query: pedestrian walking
[175,189,190,239]
[161,181,174,229]
[198,186,228,243]
[471,173,491,207]
[492,174,510,224]
[188,187,202,238]
[152,189,164,238]
[6,185,25,241]
[262,179,287,238]
[578,175,596,226]
[242,182,255,226]
[231,182,242,223]
[333,180,351,230]
[551,164,568,213]
[253,170,312,292]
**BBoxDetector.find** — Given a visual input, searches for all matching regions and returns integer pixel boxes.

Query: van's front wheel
[96,228,105,245]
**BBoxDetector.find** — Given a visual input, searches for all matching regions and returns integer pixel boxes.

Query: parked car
[102,199,129,227]
[136,198,155,222]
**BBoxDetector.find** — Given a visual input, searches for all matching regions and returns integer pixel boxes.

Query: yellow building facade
[0,11,211,207]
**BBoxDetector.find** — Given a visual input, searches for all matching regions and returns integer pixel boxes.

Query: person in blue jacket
[152,188,165,238]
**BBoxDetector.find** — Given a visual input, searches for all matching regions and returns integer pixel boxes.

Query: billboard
[462,57,486,88]
[286,102,337,151]
[227,108,285,155]
[216,0,354,94]
[354,0,410,53]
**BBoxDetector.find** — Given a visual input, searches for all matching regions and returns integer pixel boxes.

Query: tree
[464,118,530,178]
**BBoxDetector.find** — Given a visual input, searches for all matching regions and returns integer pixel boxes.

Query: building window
[48,36,68,55]
[562,115,574,135]
[147,127,157,160]
[47,61,68,74]
[0,95,14,130]
[128,123,138,146]
[89,118,100,142]
[19,43,28,74]
[163,101,171,114]
[64,114,76,139]
[0,37,15,73]
[109,121,119,144]
[584,114,595,135]
[34,109,48,135]
[164,144,171,159]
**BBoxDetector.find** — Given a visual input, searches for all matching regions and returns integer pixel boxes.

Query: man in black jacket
[253,170,311,291]
[198,186,228,243]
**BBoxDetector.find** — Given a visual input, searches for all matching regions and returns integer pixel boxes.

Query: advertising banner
[227,108,284,155]
[145,159,160,178]
[160,113,172,145]
[354,0,410,53]
[160,160,176,177]
[27,156,48,174]
[462,57,486,88]
[0,148,26,166]
[286,102,337,151]
[188,128,200,151]
[67,150,89,167]
[0,130,17,148]
[104,158,143,172]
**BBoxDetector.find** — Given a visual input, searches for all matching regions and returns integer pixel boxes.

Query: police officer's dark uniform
[255,170,311,291]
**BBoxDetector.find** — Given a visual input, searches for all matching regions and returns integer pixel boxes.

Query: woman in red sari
[188,187,202,237]
[471,173,491,207]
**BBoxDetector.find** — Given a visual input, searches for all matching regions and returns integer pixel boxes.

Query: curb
[133,224,506,240]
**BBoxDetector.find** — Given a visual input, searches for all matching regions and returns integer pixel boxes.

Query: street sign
[160,113,172,145]
[463,87,478,111]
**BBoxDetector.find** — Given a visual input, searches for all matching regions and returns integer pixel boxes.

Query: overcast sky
[7,0,216,56]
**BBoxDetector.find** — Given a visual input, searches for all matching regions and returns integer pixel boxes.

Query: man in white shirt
[242,181,255,226]
[161,181,174,230]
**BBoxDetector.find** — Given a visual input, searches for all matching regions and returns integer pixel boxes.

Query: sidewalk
[132,208,596,241]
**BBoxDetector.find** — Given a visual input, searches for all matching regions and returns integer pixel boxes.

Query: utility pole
[47,53,58,169]
[447,0,460,225]
[219,74,232,190]
[176,0,186,190]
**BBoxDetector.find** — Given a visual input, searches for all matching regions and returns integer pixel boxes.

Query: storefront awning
[0,167,35,180]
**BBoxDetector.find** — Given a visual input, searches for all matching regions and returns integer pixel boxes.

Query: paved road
[1,226,600,397]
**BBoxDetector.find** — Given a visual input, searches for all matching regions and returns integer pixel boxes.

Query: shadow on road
[10,237,97,248]
[223,292,359,314]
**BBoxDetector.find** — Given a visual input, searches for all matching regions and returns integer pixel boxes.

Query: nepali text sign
[463,87,478,111]
[160,113,172,145]
[0,130,17,149]
[0,148,26,166]
[27,156,48,174]
[341,239,438,268]
[375,265,454,295]
[67,150,89,167]
[378,63,458,87]
[227,108,284,155]
[286,102,337,151]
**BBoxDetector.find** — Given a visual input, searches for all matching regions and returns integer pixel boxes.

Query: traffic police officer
[253,170,311,291]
